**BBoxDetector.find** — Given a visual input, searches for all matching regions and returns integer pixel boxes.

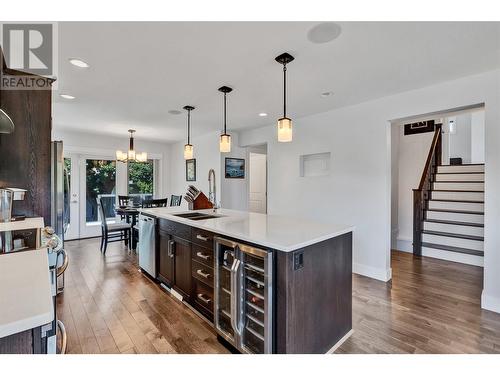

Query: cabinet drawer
[159,219,191,240]
[191,227,215,249]
[192,259,214,287]
[192,278,214,314]
[191,245,214,267]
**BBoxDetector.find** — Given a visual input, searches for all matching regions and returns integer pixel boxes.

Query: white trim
[481,291,500,314]
[421,247,484,267]
[326,329,354,354]
[395,237,413,253]
[353,262,392,282]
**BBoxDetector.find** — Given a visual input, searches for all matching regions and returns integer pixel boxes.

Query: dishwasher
[138,214,157,278]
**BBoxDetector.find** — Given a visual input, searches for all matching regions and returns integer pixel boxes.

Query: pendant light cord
[187,109,191,144]
[223,92,227,134]
[283,64,287,117]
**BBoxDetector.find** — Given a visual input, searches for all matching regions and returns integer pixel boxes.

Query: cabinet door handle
[168,240,175,258]
[196,251,210,260]
[197,293,211,304]
[196,234,209,242]
[196,269,210,279]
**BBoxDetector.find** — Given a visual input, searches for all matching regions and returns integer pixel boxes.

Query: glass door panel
[128,160,154,205]
[80,158,116,238]
[215,241,237,345]
[63,155,80,240]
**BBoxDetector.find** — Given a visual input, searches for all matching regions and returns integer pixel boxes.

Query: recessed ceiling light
[60,94,75,100]
[168,110,182,115]
[307,22,342,44]
[68,58,89,68]
[259,113,268,117]
[321,91,334,97]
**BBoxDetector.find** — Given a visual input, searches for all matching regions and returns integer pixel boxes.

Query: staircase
[421,163,484,264]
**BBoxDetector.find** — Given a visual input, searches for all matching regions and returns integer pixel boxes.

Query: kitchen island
[139,207,354,354]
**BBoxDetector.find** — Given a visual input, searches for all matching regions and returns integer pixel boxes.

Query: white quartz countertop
[0,249,54,338]
[140,208,354,252]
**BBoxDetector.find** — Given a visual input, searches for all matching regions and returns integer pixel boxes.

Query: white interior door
[249,152,267,213]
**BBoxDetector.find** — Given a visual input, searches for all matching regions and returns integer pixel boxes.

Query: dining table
[115,206,140,250]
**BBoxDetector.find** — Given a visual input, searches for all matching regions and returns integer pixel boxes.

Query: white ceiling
[53,22,500,143]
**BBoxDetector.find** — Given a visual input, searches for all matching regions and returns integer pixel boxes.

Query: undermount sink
[173,212,223,221]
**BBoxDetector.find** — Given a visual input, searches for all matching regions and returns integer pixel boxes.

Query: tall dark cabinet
[0,47,54,225]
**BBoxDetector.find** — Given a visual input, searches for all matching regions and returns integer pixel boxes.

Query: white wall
[471,111,486,163]
[395,127,434,251]
[220,133,248,211]
[167,130,222,210]
[449,113,472,163]
[236,70,500,315]
[390,124,400,249]
[52,128,170,197]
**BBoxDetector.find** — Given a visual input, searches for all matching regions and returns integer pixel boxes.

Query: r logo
[2,23,53,75]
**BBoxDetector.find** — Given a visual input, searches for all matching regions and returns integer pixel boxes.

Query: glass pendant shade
[116,150,126,161]
[184,144,193,159]
[136,152,148,162]
[277,117,293,142]
[220,133,231,153]
[128,149,136,160]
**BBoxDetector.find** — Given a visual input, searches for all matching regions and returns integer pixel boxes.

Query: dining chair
[170,195,182,206]
[98,198,132,254]
[142,198,168,208]
[117,195,131,220]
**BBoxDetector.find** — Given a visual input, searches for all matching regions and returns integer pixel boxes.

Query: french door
[63,154,119,239]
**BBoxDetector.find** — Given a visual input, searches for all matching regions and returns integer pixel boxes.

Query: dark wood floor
[58,238,500,354]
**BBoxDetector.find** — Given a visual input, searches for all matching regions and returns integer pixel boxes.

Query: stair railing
[412,124,442,256]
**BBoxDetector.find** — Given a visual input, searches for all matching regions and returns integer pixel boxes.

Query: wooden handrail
[417,125,442,191]
[413,124,442,256]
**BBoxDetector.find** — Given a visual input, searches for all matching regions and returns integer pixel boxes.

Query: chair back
[118,195,131,207]
[142,198,168,208]
[97,198,108,231]
[170,195,182,206]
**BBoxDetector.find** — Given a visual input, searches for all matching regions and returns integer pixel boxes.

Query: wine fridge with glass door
[214,237,273,354]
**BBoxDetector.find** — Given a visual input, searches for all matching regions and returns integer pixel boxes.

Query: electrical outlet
[293,250,304,270]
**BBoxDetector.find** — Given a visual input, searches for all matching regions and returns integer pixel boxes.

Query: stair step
[433,181,484,191]
[435,173,484,182]
[422,232,484,251]
[424,219,483,227]
[431,191,484,201]
[436,164,484,174]
[422,230,483,241]
[423,220,484,237]
[427,200,484,212]
[426,210,484,224]
[422,242,484,257]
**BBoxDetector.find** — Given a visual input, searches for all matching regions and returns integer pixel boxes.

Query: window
[86,159,116,222]
[128,160,154,204]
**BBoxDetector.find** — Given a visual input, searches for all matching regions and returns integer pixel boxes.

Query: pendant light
[275,52,295,142]
[0,108,15,134]
[183,105,195,159]
[116,129,147,163]
[218,86,232,153]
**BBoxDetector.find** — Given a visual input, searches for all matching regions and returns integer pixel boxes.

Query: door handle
[196,269,210,279]
[230,258,242,336]
[168,240,175,258]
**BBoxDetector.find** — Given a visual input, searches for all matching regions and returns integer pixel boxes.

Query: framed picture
[186,159,196,181]
[225,157,245,179]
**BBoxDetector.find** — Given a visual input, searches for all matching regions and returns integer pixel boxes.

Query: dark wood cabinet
[158,230,174,286]
[172,236,192,298]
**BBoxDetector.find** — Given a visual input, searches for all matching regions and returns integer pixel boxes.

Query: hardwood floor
[58,238,500,354]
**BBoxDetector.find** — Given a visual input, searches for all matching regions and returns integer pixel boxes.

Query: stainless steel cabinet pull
[230,259,242,336]
[196,251,210,260]
[196,234,209,241]
[197,293,211,304]
[197,269,210,279]
[56,249,69,277]
[168,240,175,258]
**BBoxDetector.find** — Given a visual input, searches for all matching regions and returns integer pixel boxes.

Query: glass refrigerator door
[215,240,237,346]
[240,247,273,354]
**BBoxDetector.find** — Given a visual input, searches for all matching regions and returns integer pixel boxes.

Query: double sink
[173,212,223,221]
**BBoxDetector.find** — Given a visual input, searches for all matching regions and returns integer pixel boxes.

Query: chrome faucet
[208,168,218,212]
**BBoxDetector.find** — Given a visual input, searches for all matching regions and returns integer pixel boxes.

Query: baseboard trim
[327,329,354,354]
[481,291,500,314]
[421,247,483,267]
[353,262,392,282]
[395,238,413,253]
